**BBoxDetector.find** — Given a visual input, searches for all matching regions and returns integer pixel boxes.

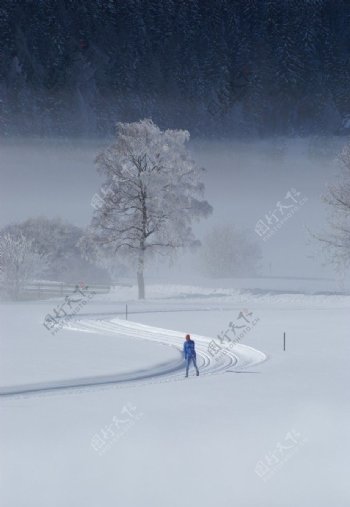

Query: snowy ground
[1,284,349,506]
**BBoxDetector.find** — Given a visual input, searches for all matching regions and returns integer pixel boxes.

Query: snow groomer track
[0,318,267,397]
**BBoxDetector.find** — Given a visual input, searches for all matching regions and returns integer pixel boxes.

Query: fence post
[283,332,286,351]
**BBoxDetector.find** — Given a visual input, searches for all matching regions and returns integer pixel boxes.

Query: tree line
[1,0,350,137]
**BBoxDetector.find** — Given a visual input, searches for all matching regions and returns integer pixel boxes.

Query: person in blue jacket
[183,334,199,377]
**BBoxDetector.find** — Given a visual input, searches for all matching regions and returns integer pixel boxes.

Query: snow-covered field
[1,284,349,507]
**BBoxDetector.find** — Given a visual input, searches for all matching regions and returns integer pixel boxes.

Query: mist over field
[0,135,347,286]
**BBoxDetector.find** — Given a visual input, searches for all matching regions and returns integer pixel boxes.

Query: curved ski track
[0,317,267,398]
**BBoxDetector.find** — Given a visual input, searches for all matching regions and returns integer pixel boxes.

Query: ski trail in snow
[0,317,267,397]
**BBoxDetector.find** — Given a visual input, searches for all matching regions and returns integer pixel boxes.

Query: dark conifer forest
[1,0,350,137]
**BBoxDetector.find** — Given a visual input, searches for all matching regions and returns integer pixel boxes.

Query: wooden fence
[18,281,111,300]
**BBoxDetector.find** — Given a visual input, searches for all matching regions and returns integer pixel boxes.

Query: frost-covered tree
[85,119,212,299]
[0,232,48,300]
[318,144,350,272]
[199,225,262,278]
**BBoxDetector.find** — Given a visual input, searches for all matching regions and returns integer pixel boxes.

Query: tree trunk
[13,277,20,301]
[138,186,147,300]
[137,249,145,299]
[137,270,145,300]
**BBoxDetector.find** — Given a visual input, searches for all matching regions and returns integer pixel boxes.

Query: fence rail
[25,282,110,295]
[0,281,112,301]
